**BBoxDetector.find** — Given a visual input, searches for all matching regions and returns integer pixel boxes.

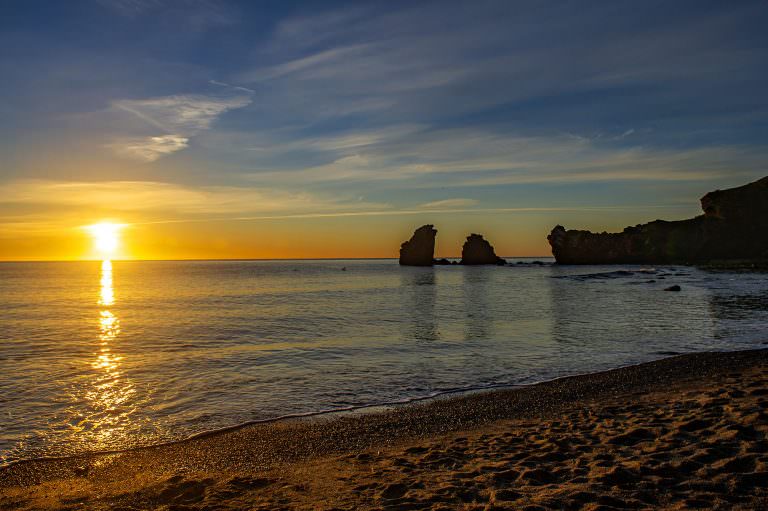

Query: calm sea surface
[1,259,767,463]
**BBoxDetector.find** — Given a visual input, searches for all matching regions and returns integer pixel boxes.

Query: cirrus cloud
[108,94,251,161]
[0,179,389,217]
[108,134,189,162]
[418,198,478,209]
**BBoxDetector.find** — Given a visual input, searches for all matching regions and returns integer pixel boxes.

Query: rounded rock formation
[460,234,506,265]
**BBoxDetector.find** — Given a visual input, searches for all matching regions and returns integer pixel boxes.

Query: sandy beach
[2,348,767,510]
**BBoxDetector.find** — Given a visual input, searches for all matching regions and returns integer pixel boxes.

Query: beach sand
[2,349,767,510]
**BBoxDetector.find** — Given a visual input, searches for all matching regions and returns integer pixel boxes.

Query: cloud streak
[239,129,768,188]
[185,1,767,197]
[96,0,237,28]
[231,1,767,137]
[107,135,189,162]
[0,179,388,216]
[418,198,478,209]
[113,95,251,132]
[109,94,251,161]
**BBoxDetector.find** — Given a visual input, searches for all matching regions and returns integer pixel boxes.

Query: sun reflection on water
[71,259,137,447]
[94,260,120,372]
[99,259,115,307]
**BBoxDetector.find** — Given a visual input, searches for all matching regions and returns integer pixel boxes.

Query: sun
[86,222,125,257]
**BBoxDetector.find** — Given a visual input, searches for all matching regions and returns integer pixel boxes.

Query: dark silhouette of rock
[399,225,437,266]
[548,176,768,264]
[460,234,506,265]
[433,258,452,265]
[664,285,682,292]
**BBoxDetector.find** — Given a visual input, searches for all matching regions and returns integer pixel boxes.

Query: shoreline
[0,347,746,469]
[2,348,767,510]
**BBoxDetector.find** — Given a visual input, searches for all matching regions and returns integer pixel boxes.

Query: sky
[1,0,767,260]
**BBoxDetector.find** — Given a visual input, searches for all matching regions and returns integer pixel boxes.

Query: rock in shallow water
[399,225,437,266]
[460,234,506,265]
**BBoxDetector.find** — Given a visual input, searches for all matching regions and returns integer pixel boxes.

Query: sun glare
[86,222,125,257]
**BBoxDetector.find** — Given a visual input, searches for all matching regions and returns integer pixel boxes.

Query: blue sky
[1,0,767,259]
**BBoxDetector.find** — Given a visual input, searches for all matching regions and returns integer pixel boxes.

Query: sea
[1,258,767,464]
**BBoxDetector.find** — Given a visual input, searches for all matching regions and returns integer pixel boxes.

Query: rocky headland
[548,176,768,265]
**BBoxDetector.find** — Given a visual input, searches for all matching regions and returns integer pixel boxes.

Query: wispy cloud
[191,1,767,197]
[418,198,478,209]
[0,202,699,238]
[108,135,189,162]
[0,179,388,216]
[109,94,251,161]
[113,95,251,133]
[209,80,255,94]
[237,129,767,188]
[231,1,766,133]
[96,0,237,28]
[617,129,635,139]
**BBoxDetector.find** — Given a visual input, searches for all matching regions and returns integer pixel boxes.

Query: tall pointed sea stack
[460,234,506,265]
[399,225,437,266]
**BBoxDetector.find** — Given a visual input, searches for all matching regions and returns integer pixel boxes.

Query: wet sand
[2,348,767,510]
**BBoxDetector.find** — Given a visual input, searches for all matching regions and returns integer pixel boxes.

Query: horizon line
[0,255,555,263]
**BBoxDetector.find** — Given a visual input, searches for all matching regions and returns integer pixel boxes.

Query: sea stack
[399,225,437,266]
[460,234,506,265]
[548,176,768,264]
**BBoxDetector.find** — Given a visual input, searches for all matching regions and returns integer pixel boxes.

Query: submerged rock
[399,225,437,266]
[664,285,682,292]
[548,176,768,265]
[460,234,506,265]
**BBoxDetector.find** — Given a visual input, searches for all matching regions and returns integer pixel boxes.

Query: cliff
[548,176,768,264]
[399,225,437,266]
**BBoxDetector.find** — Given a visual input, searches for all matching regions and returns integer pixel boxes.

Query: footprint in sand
[517,468,559,486]
[157,477,215,504]
[596,466,638,487]
[678,418,712,432]
[403,446,429,455]
[488,468,520,486]
[379,482,408,500]
[226,476,275,491]
[711,455,758,474]
[492,488,522,501]
[608,427,656,445]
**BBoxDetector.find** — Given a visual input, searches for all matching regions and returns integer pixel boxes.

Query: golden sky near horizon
[0,206,703,261]
[3,2,766,261]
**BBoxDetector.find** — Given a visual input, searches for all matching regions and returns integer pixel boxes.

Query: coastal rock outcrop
[548,176,768,265]
[460,234,506,265]
[399,225,437,266]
